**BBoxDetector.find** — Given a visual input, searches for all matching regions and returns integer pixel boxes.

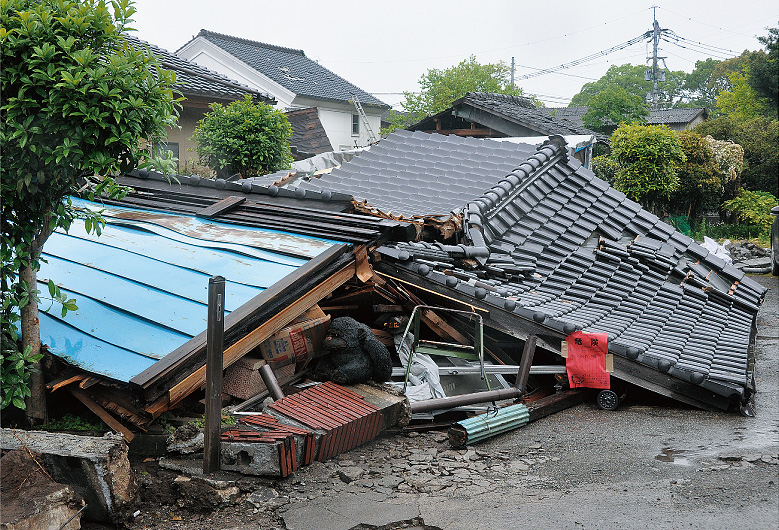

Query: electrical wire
[515,31,652,80]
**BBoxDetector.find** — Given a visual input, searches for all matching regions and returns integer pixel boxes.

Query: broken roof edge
[130,168,354,204]
[464,135,569,252]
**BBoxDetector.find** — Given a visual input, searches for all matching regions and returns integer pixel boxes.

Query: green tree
[680,58,721,112]
[609,123,685,212]
[695,115,778,193]
[385,56,528,132]
[747,25,778,117]
[581,86,648,134]
[716,70,770,121]
[570,64,686,108]
[1,0,180,421]
[670,131,721,218]
[722,189,779,236]
[192,95,293,179]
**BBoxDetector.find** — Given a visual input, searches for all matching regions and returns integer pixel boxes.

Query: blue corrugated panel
[37,199,341,383]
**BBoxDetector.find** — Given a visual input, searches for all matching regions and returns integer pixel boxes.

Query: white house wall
[314,106,382,151]
[177,38,296,108]
[178,38,384,151]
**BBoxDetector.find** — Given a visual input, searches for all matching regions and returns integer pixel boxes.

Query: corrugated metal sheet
[38,198,342,383]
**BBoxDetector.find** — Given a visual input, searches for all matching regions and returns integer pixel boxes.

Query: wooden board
[161,261,357,411]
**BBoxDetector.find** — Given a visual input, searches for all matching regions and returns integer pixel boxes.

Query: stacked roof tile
[193,30,387,108]
[292,129,539,217]
[543,106,708,128]
[285,107,334,158]
[350,131,765,408]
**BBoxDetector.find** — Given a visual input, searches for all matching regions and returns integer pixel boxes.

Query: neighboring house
[126,35,274,170]
[408,92,608,141]
[544,106,709,132]
[285,107,333,160]
[407,92,608,167]
[176,30,389,151]
[646,107,709,131]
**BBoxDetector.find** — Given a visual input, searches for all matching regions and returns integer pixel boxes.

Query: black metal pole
[259,364,285,401]
[203,276,225,474]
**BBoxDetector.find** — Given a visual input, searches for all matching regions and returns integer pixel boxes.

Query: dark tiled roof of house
[286,107,333,159]
[125,34,272,103]
[292,129,538,218]
[647,107,708,125]
[193,30,388,108]
[369,136,765,407]
[543,106,707,127]
[409,93,608,143]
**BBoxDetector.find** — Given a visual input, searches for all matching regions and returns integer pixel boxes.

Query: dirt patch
[0,449,84,525]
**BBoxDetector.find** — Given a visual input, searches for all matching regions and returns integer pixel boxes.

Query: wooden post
[515,335,537,394]
[204,276,225,474]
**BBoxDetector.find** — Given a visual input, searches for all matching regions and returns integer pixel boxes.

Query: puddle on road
[655,447,692,465]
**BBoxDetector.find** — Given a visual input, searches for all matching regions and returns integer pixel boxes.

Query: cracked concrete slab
[280,491,420,530]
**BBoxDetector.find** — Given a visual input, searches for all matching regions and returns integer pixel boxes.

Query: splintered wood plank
[196,196,246,218]
[47,374,88,392]
[68,388,135,442]
[163,262,356,410]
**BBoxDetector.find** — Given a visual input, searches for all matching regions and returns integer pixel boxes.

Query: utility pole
[651,6,660,107]
[511,57,515,88]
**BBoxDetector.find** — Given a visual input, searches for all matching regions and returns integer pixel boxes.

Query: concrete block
[0,429,136,523]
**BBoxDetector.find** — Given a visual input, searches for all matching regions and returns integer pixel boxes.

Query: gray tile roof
[543,106,707,127]
[369,136,765,407]
[409,92,608,143]
[647,107,708,125]
[125,34,272,103]
[193,30,388,109]
[292,130,538,218]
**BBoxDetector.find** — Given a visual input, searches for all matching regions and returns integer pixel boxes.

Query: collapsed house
[36,130,766,444]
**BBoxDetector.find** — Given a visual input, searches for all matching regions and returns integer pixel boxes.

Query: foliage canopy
[384,56,529,132]
[192,95,293,179]
[581,86,648,134]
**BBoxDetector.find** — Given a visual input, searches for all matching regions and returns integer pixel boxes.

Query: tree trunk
[21,219,55,425]
[21,262,46,425]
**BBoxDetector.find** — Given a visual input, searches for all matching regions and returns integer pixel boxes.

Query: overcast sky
[130,0,778,108]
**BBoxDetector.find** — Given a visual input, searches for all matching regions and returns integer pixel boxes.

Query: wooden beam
[196,195,246,218]
[162,262,356,411]
[68,388,135,443]
[132,244,349,390]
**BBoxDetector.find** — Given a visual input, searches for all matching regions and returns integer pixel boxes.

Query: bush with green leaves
[721,190,778,237]
[591,155,621,185]
[1,0,180,418]
[192,95,293,179]
[609,123,685,212]
[671,131,721,218]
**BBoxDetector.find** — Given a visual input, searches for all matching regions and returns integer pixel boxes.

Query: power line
[515,31,652,80]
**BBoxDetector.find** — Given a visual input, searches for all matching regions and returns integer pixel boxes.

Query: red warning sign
[563,331,610,389]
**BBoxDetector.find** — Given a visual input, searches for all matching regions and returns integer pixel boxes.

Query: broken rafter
[68,387,135,442]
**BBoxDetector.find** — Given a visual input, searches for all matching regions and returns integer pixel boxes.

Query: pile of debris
[727,241,772,273]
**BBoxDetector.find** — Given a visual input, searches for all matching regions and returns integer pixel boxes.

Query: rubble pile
[727,242,772,272]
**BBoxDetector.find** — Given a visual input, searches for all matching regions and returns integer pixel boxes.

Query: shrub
[721,189,778,232]
[610,123,685,212]
[671,131,721,218]
[592,155,620,185]
[192,95,293,178]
